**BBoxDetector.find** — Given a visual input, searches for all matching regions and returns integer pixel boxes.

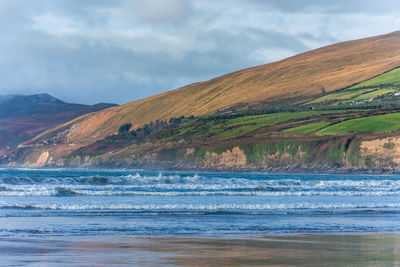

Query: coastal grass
[352,88,397,100]
[166,110,362,139]
[318,112,400,134]
[350,68,400,89]
[215,112,325,137]
[306,86,395,105]
[240,142,306,164]
[307,90,366,104]
[284,121,330,134]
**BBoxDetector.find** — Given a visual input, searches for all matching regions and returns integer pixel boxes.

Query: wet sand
[1,234,400,266]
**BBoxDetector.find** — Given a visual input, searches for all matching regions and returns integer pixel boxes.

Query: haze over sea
[1,168,400,236]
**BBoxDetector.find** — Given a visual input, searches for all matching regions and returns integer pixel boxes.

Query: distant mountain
[0,94,116,149]
[0,95,17,103]
[0,93,65,118]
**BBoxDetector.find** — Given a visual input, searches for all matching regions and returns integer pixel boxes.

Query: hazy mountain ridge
[0,93,65,118]
[0,94,116,150]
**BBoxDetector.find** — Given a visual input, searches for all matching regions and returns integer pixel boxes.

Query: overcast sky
[1,0,400,104]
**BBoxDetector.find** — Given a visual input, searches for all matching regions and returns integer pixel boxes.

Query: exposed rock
[360,137,400,168]
[34,151,50,167]
[203,147,247,169]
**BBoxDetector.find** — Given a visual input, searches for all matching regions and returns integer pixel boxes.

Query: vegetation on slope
[283,121,330,134]
[56,66,400,171]
[350,67,400,88]
[318,113,400,134]
[5,32,400,171]
[24,31,400,151]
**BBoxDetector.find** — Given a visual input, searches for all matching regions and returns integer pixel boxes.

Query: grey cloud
[243,0,400,14]
[127,0,193,24]
[0,0,400,104]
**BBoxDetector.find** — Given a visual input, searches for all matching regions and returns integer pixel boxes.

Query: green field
[215,111,328,137]
[166,110,367,139]
[225,112,320,127]
[304,68,400,107]
[305,88,379,105]
[307,91,364,104]
[352,88,397,100]
[169,112,334,138]
[350,68,400,89]
[284,121,330,134]
[317,112,400,134]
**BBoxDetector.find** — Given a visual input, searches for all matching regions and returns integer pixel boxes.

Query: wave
[1,209,398,218]
[2,202,400,211]
[2,188,400,197]
[2,180,400,196]
[0,173,400,187]
[2,173,400,190]
[2,173,400,198]
[2,173,400,186]
[0,175,124,185]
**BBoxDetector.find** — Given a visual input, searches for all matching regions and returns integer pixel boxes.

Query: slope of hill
[26,31,400,150]
[0,94,116,150]
[3,31,400,171]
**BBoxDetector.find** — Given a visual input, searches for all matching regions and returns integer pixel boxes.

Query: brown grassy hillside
[27,31,400,149]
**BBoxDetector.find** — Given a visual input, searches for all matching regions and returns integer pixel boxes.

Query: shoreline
[2,164,400,175]
[1,233,400,266]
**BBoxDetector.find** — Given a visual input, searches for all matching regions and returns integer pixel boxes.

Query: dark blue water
[0,168,400,236]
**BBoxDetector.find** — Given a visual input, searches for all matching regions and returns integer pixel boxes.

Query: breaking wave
[1,173,400,197]
[2,202,400,211]
[2,169,400,236]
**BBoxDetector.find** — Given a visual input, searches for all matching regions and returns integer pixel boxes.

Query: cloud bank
[1,0,400,104]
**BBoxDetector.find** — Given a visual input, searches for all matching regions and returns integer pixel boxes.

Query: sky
[1,0,400,105]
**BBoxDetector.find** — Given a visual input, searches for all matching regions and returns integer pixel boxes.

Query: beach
[1,234,399,266]
[2,169,400,265]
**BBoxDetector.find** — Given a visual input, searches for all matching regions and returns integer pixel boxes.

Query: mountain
[26,31,400,149]
[3,31,400,171]
[0,93,65,118]
[0,93,116,149]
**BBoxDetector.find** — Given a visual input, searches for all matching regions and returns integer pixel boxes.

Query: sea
[0,168,400,237]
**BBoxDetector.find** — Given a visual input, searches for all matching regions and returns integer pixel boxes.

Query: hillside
[26,31,400,150]
[3,31,400,171]
[0,94,116,150]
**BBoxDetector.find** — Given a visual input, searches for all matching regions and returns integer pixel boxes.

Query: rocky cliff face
[3,135,398,174]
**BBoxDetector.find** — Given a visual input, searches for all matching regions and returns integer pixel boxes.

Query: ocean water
[0,168,400,236]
